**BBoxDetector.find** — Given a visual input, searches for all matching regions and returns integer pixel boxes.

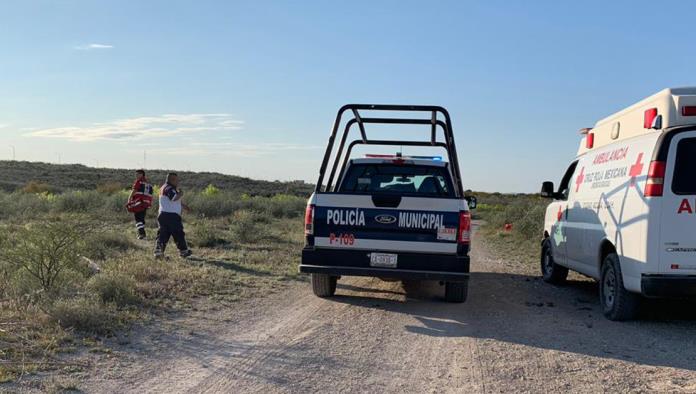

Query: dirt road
[80,224,696,393]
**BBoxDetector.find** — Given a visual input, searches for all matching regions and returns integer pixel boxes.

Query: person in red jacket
[126,169,154,240]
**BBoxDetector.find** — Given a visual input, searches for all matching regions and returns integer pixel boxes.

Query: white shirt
[159,183,182,215]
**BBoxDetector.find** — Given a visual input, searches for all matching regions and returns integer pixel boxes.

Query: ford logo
[375,214,397,224]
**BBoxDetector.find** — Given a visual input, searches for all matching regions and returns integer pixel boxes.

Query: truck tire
[311,273,337,297]
[541,244,568,284]
[445,280,468,303]
[599,253,640,321]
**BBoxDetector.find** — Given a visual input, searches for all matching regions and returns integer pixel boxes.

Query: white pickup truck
[300,105,474,302]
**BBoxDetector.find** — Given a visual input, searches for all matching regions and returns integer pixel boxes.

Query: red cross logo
[629,153,644,186]
[575,167,585,192]
[557,205,564,221]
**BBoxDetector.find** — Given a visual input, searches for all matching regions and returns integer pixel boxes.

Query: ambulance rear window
[673,138,696,195]
[339,164,454,197]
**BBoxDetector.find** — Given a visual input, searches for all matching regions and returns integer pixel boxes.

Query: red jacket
[126,179,154,213]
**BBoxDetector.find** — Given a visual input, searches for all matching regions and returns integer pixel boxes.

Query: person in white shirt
[154,173,192,258]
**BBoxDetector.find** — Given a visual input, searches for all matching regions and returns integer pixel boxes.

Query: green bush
[261,194,305,218]
[83,231,135,260]
[0,192,52,220]
[0,220,88,293]
[54,190,105,213]
[202,184,221,196]
[229,210,264,243]
[191,221,228,248]
[50,297,120,335]
[87,273,141,307]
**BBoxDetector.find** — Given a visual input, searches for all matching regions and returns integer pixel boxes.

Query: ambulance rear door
[659,130,696,273]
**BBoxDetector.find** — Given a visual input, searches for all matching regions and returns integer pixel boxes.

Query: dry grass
[0,190,306,386]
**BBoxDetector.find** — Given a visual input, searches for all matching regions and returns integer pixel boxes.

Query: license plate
[370,253,398,268]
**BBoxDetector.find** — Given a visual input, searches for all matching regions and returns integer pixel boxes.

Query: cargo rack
[315,104,464,197]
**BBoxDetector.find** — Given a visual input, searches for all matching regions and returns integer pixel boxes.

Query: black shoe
[137,234,146,240]
[179,249,193,258]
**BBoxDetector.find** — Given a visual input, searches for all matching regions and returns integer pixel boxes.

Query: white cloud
[141,143,322,158]
[74,43,114,50]
[27,114,244,142]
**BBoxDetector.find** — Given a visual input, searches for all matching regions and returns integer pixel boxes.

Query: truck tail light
[645,161,666,197]
[304,204,315,235]
[458,211,471,245]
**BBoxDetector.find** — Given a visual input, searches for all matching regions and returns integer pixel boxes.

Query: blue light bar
[409,155,442,161]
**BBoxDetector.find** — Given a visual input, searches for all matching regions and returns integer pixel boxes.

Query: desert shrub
[53,190,106,213]
[83,231,135,260]
[0,191,52,220]
[0,220,88,293]
[191,221,228,248]
[50,297,120,335]
[202,184,221,196]
[87,272,141,307]
[96,182,124,194]
[22,181,52,194]
[485,198,547,240]
[260,194,305,218]
[187,191,243,217]
[229,210,264,243]
[103,189,133,214]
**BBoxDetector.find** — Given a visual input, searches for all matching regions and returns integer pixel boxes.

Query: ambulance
[541,87,696,320]
[300,104,474,302]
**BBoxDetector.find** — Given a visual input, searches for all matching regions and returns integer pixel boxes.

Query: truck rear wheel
[445,280,468,303]
[599,253,640,321]
[311,273,337,297]
[541,244,568,284]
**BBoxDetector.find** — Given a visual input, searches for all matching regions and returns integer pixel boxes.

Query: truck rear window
[338,163,454,197]
[673,138,696,194]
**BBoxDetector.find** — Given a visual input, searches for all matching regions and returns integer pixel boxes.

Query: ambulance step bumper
[300,248,469,281]
[641,274,696,298]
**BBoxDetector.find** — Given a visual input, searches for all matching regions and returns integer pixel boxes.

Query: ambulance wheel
[311,273,337,297]
[445,280,468,303]
[600,253,640,321]
[541,244,568,284]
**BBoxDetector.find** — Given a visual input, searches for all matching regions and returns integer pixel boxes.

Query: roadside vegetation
[473,192,548,265]
[0,180,306,386]
[0,160,312,196]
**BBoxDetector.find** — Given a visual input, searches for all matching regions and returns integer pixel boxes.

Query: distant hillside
[0,161,314,196]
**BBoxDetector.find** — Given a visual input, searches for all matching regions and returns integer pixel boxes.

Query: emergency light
[364,154,442,161]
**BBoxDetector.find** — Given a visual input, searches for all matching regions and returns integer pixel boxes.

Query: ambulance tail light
[682,106,696,116]
[645,161,666,197]
[304,204,315,235]
[458,211,471,245]
[586,132,595,149]
[644,108,658,129]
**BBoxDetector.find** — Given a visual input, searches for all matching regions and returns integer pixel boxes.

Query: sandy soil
[55,224,696,393]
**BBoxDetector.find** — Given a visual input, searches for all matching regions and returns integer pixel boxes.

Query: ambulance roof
[577,87,696,155]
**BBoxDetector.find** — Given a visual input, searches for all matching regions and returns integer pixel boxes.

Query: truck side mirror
[464,196,477,209]
[540,181,555,198]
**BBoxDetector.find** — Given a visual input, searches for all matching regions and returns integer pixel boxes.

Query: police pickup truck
[300,105,474,303]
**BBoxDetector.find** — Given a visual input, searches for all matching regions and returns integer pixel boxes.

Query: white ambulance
[541,87,696,320]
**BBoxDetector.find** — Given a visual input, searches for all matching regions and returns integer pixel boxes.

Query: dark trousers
[134,210,147,236]
[155,212,188,252]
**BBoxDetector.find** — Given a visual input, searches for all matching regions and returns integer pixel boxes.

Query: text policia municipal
[325,208,446,230]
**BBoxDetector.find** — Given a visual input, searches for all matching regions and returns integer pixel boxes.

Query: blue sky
[1,1,694,192]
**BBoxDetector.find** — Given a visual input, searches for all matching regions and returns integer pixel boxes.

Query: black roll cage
[315,104,464,197]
